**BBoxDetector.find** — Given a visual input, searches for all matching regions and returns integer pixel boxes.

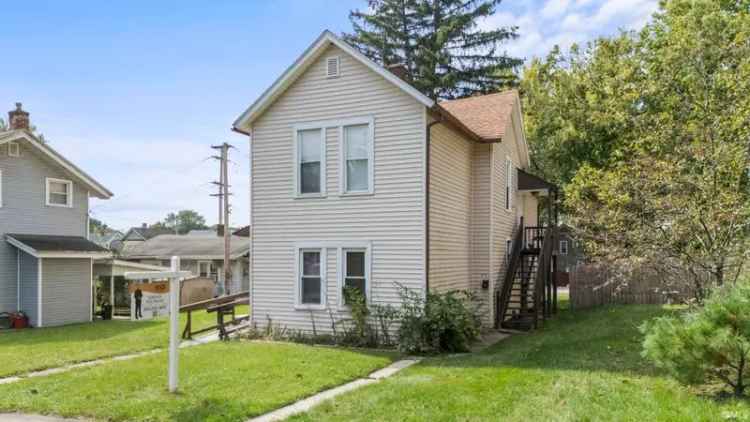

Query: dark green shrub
[396,284,482,354]
[641,282,750,398]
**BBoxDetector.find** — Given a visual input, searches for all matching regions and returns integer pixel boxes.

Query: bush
[641,282,750,398]
[396,284,482,354]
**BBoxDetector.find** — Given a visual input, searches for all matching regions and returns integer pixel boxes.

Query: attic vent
[326,56,340,78]
[8,142,20,157]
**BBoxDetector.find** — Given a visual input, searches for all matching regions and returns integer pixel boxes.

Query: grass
[0,341,395,422]
[290,303,750,421]
[0,305,248,377]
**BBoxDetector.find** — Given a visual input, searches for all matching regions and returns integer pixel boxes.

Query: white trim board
[232,30,434,131]
[4,236,111,259]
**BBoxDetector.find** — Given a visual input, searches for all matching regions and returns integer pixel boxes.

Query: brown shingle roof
[439,90,518,142]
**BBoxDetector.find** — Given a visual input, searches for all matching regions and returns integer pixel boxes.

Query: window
[295,128,325,196]
[560,240,569,255]
[506,239,512,257]
[342,249,367,304]
[8,142,20,157]
[341,123,373,193]
[326,56,340,78]
[505,158,513,210]
[45,178,73,207]
[198,261,217,279]
[299,249,324,305]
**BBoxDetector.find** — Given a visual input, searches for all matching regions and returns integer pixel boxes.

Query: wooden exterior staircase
[495,218,558,331]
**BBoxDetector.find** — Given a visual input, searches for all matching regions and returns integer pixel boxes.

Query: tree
[345,0,522,99]
[523,0,750,300]
[642,282,750,398]
[154,210,209,235]
[89,218,112,237]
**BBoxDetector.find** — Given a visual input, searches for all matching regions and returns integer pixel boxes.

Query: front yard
[0,341,395,421]
[0,305,248,378]
[290,304,749,421]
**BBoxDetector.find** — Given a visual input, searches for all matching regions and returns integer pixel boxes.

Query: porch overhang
[518,169,557,196]
[6,234,112,259]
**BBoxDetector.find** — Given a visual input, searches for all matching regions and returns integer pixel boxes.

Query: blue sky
[0,0,658,231]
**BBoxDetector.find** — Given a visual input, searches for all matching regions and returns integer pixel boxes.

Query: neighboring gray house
[555,225,585,274]
[120,234,251,294]
[0,103,113,327]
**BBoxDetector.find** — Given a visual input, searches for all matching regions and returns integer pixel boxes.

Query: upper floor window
[341,122,373,194]
[46,177,73,208]
[295,128,325,196]
[505,158,513,210]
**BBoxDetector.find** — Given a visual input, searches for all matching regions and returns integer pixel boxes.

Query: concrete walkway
[248,358,422,422]
[0,333,219,386]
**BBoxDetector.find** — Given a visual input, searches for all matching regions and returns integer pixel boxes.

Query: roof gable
[0,130,113,199]
[233,30,435,131]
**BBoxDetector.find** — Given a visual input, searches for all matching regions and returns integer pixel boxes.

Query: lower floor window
[300,250,322,305]
[343,249,367,304]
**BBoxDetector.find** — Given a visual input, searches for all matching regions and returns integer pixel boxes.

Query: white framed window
[8,142,20,157]
[294,126,326,197]
[45,178,73,208]
[560,240,569,256]
[198,261,217,279]
[505,158,513,210]
[341,248,369,305]
[326,56,341,78]
[295,247,326,308]
[339,118,374,194]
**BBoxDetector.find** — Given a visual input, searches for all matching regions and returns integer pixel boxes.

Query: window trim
[337,242,372,310]
[505,157,513,211]
[198,260,215,278]
[294,246,327,310]
[338,117,375,195]
[560,240,569,256]
[293,125,326,198]
[8,142,20,157]
[45,177,73,208]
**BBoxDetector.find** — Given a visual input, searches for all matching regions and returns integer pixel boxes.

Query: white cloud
[541,0,571,19]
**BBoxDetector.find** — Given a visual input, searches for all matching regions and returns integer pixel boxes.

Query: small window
[299,249,323,305]
[8,142,20,157]
[342,124,372,193]
[560,240,569,255]
[342,249,367,304]
[326,56,340,78]
[506,239,512,257]
[296,128,325,195]
[46,178,73,207]
[505,158,513,210]
[198,261,217,279]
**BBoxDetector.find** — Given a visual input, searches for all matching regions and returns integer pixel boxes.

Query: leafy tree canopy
[152,210,209,235]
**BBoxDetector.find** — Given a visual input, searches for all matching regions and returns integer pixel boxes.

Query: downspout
[425,117,443,294]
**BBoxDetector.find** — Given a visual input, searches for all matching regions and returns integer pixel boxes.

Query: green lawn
[291,304,750,421]
[0,341,395,422]
[0,305,248,378]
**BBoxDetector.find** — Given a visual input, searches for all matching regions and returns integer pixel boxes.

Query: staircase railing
[496,217,524,328]
[533,227,555,329]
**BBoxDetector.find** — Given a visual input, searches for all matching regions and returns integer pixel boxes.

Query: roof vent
[326,56,340,78]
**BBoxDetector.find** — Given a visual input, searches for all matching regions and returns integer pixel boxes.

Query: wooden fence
[569,263,693,309]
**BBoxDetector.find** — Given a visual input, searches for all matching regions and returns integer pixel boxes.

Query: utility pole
[211,143,233,295]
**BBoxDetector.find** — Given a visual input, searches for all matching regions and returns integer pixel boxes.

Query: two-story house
[231,31,557,333]
[0,104,113,327]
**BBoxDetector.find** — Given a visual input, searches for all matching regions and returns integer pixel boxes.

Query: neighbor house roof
[121,234,250,260]
[5,234,111,258]
[0,129,113,199]
[232,226,250,237]
[122,226,175,242]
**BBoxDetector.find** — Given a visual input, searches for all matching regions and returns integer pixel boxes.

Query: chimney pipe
[8,103,30,131]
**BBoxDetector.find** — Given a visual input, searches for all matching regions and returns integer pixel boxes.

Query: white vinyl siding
[0,168,3,208]
[249,44,425,332]
[46,178,73,208]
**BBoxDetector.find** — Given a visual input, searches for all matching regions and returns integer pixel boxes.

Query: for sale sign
[128,282,170,320]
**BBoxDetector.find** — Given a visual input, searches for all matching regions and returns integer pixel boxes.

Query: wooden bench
[180,291,249,340]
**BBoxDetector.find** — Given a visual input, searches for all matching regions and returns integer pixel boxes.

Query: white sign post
[124,256,190,393]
